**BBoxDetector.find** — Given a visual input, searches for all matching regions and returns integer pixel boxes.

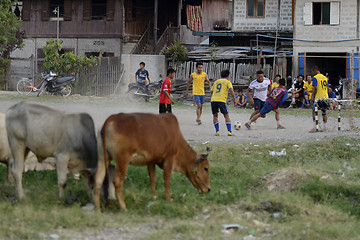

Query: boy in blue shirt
[135,62,151,86]
[235,89,247,108]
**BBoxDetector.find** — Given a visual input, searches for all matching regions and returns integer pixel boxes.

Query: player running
[246,70,272,121]
[211,70,237,136]
[186,62,212,125]
[245,78,288,129]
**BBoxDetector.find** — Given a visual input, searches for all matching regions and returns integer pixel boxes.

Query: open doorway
[305,52,346,86]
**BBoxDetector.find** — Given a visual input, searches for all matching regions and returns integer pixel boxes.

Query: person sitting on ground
[235,89,247,108]
[272,74,281,88]
[245,78,288,130]
[302,75,313,107]
[289,74,304,108]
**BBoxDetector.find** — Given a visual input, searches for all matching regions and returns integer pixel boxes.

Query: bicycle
[16,74,46,95]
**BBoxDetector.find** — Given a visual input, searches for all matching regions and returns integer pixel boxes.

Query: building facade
[9,0,124,89]
[293,0,360,86]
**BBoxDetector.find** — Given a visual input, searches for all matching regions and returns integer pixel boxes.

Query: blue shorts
[194,95,205,105]
[211,102,228,115]
[259,102,274,115]
[254,98,265,111]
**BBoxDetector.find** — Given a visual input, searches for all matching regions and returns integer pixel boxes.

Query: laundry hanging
[186,5,203,32]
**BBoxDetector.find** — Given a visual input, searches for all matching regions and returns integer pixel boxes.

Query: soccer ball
[234,121,242,130]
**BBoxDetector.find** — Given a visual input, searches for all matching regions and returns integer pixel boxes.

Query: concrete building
[293,0,360,86]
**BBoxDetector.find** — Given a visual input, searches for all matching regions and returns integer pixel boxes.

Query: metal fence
[75,57,124,96]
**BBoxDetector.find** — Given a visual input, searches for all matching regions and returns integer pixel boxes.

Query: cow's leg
[55,153,69,198]
[6,161,14,182]
[147,164,157,196]
[114,157,130,211]
[163,159,174,201]
[82,174,93,202]
[94,160,107,212]
[9,143,26,199]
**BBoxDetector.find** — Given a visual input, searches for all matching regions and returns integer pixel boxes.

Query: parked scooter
[126,80,162,102]
[333,76,343,100]
[37,71,75,97]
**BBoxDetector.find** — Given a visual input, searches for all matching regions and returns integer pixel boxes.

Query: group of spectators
[288,73,336,109]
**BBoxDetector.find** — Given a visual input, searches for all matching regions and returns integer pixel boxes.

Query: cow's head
[188,154,210,193]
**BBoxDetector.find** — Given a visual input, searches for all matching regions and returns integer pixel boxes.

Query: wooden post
[282,54,287,78]
[304,52,307,76]
[153,0,158,53]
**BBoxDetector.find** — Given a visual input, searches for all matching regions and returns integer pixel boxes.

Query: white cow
[0,113,56,181]
[6,102,98,200]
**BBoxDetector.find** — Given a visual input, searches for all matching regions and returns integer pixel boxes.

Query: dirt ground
[0,94,359,145]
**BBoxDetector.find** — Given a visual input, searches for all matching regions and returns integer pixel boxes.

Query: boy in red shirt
[159,68,176,113]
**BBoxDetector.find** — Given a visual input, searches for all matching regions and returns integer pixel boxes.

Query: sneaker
[196,119,202,125]
[227,131,233,136]
[245,122,251,130]
[277,125,285,129]
[215,131,220,136]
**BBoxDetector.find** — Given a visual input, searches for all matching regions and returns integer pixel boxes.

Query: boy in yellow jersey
[272,75,281,88]
[186,62,212,125]
[303,75,313,107]
[211,70,237,136]
[309,66,329,133]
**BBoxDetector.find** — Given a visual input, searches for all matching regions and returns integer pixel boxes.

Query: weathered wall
[293,0,360,76]
[233,0,293,32]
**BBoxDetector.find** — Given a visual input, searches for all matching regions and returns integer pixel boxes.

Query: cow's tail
[100,119,110,203]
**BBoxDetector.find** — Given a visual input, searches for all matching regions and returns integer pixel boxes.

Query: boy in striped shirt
[245,78,288,130]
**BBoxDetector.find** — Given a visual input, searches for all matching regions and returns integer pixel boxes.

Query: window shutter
[64,0,72,21]
[330,2,340,25]
[41,0,50,21]
[22,0,30,21]
[107,0,115,21]
[303,3,312,25]
[83,0,92,21]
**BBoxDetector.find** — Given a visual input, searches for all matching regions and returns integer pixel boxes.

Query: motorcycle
[333,76,343,100]
[126,80,162,102]
[37,71,75,97]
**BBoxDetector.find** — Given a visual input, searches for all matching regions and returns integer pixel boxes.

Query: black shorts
[313,100,329,116]
[159,103,172,113]
[211,102,228,115]
[254,98,265,111]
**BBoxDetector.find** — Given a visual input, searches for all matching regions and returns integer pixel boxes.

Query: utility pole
[153,0,158,54]
[53,6,60,41]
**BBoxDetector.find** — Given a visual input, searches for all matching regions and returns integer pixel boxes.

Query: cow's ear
[195,154,208,164]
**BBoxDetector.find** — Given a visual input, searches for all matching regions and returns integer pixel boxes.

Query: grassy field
[1,136,360,239]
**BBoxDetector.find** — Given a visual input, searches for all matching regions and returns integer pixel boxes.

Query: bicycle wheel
[16,79,33,95]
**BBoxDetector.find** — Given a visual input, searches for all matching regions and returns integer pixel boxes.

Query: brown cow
[94,113,210,211]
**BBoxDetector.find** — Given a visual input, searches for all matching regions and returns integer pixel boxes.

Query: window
[304,2,340,26]
[85,52,114,57]
[49,0,64,19]
[92,0,107,20]
[313,2,330,25]
[247,0,265,18]
[11,1,23,19]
